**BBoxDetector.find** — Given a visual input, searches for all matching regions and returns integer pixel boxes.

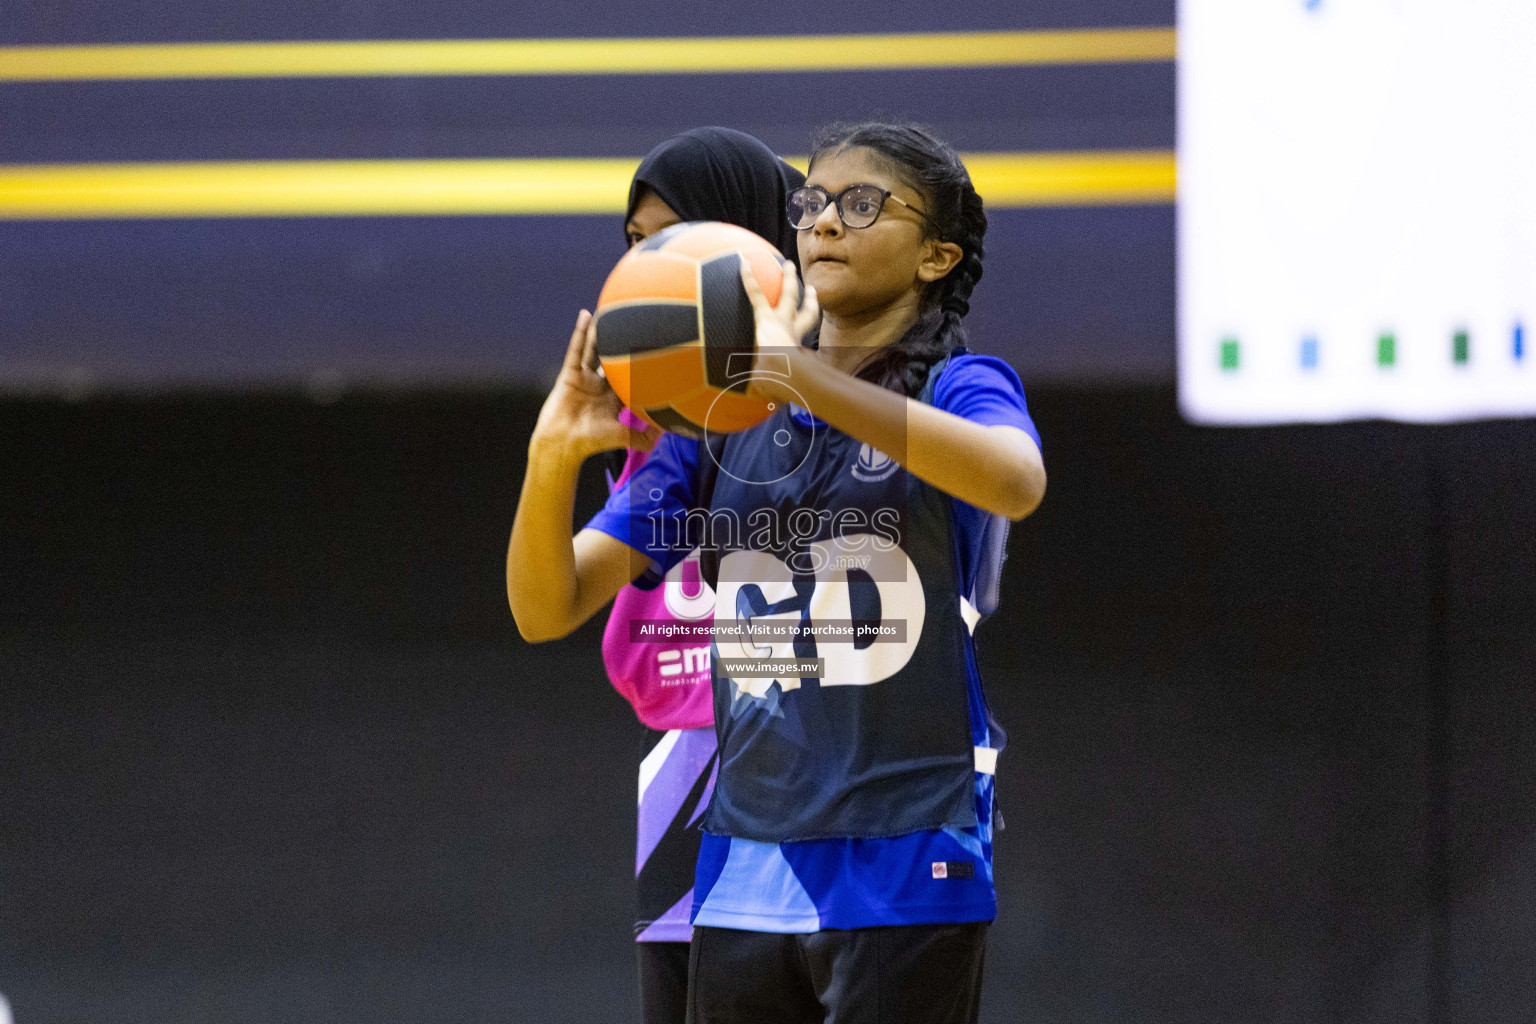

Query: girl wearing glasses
[508,122,1045,1023]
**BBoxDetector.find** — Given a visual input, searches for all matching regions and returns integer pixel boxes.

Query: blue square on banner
[1516,322,1526,362]
[1300,336,1319,370]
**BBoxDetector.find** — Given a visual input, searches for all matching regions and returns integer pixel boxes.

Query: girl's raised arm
[507,311,661,642]
[741,261,1045,521]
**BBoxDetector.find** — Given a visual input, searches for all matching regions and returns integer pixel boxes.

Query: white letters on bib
[713,535,925,698]
[662,548,716,621]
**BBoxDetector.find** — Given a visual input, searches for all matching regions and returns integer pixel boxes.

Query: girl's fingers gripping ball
[737,252,772,316]
[738,254,793,344]
[562,310,593,372]
[793,281,820,344]
[775,260,820,346]
[773,259,802,323]
[580,313,602,374]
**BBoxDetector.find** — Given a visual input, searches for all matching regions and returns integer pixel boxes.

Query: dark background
[3,389,1533,1023]
[6,1,1535,1020]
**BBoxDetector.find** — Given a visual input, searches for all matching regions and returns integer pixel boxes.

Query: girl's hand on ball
[531,310,662,460]
[739,255,820,403]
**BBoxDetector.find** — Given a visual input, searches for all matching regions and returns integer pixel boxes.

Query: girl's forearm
[783,350,1045,520]
[506,437,586,642]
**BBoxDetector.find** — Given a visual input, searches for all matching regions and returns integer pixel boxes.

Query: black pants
[687,922,989,1024]
[639,941,691,1024]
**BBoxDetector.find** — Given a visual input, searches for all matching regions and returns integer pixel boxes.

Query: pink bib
[601,444,716,731]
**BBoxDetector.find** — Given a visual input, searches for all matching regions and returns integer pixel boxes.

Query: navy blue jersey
[588,352,1039,931]
[696,363,976,842]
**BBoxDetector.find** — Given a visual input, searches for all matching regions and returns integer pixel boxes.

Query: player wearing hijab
[600,127,804,1024]
[508,122,1045,1023]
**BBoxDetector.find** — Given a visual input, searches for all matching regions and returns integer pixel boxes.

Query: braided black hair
[807,121,988,397]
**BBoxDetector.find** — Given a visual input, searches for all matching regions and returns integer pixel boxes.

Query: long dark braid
[807,122,988,397]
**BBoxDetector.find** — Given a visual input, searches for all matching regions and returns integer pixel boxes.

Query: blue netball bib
[695,357,978,843]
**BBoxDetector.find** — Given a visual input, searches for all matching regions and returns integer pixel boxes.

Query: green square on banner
[1220,337,1240,371]
[1453,330,1469,365]
[1377,333,1396,367]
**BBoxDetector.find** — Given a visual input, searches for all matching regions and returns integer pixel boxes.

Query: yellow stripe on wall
[0,159,645,219]
[0,28,1175,82]
[966,151,1177,207]
[0,152,1175,220]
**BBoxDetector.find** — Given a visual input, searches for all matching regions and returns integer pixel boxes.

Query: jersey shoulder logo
[851,442,899,482]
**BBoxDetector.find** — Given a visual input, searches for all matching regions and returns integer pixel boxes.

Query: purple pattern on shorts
[635,888,695,943]
[637,727,718,875]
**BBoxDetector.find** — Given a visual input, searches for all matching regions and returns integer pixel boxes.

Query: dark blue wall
[2,1,1174,45]
[1,2,1175,389]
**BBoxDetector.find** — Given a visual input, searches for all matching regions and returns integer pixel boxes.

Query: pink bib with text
[600,443,717,731]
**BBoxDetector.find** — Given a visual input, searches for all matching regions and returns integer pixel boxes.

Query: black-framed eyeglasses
[786,184,938,231]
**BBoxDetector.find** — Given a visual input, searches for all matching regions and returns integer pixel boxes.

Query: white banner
[1178,0,1536,424]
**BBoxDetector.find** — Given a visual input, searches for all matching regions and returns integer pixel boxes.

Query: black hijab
[626,127,805,265]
